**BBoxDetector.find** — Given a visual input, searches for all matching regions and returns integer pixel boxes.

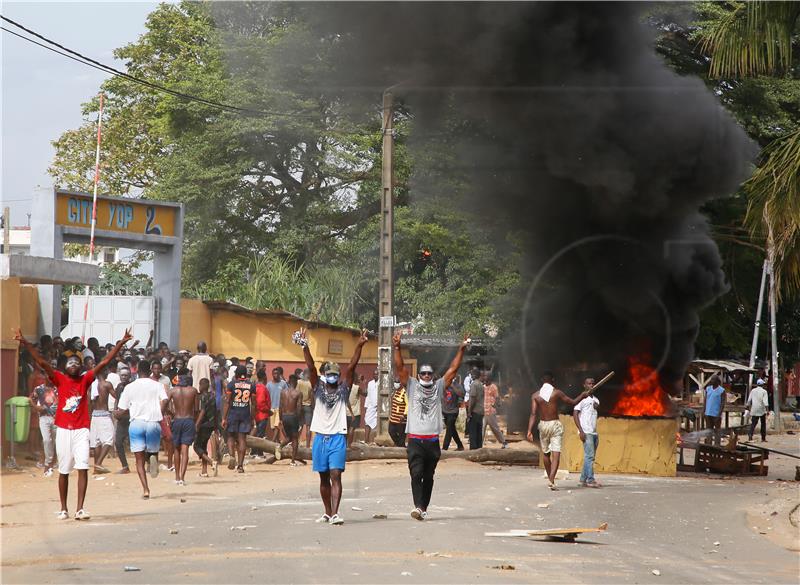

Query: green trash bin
[5,396,31,443]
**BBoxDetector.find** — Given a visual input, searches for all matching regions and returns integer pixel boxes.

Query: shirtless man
[194,378,218,477]
[527,371,592,490]
[90,380,115,474]
[279,374,305,465]
[168,371,199,485]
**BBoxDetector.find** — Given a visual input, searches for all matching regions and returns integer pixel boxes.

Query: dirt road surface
[2,436,798,584]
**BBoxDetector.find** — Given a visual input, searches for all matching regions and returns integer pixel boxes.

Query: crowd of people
[15,327,548,524]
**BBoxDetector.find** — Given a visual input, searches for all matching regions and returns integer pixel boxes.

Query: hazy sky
[1,1,159,227]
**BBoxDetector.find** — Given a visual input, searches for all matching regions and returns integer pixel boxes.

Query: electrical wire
[1,15,319,119]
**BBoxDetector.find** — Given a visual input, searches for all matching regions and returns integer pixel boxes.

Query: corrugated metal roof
[400,334,491,348]
[201,300,372,336]
[689,359,757,373]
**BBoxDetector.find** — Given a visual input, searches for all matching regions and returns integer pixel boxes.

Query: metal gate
[61,295,155,345]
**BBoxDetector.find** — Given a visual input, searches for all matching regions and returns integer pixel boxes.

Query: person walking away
[482,372,508,448]
[111,367,132,473]
[298,369,314,448]
[746,378,770,443]
[151,360,174,472]
[298,327,368,525]
[187,341,214,391]
[194,378,218,477]
[223,365,256,473]
[30,379,58,477]
[267,368,288,442]
[527,371,593,490]
[388,377,408,447]
[90,380,115,474]
[704,376,726,447]
[15,328,130,520]
[251,369,272,458]
[115,359,168,499]
[467,371,486,449]
[573,377,601,487]
[279,374,305,465]
[168,371,199,485]
[395,331,469,521]
[441,377,465,451]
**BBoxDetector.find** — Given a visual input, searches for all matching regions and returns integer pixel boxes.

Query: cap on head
[419,365,434,375]
[756,378,766,385]
[323,362,341,375]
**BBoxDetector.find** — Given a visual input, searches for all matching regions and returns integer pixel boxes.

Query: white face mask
[418,377,434,388]
[393,382,401,390]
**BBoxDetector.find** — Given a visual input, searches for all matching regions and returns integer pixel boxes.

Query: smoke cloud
[218,2,756,400]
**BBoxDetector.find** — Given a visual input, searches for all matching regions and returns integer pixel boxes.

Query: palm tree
[700,0,800,298]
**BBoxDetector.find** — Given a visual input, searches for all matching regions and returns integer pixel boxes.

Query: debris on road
[230,525,257,531]
[169,529,179,535]
[372,514,387,519]
[491,564,515,570]
[351,506,363,511]
[537,503,549,508]
[123,566,141,572]
[652,569,661,576]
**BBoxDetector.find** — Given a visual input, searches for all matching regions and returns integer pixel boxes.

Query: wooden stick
[592,371,615,391]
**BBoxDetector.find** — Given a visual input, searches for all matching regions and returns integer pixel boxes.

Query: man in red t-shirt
[15,328,131,521]
[252,369,273,457]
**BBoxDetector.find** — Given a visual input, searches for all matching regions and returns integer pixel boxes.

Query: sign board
[56,191,177,237]
[379,315,396,328]
[327,338,343,355]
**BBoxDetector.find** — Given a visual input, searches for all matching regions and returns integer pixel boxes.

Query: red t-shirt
[50,370,95,430]
[255,382,272,422]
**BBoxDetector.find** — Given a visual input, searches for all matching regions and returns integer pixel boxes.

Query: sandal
[236,465,244,474]
[199,472,209,477]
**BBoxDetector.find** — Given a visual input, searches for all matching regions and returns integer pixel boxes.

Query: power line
[0,14,319,120]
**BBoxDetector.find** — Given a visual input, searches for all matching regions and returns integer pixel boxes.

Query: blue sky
[2,1,159,227]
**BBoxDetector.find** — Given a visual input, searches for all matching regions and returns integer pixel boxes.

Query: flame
[609,354,670,417]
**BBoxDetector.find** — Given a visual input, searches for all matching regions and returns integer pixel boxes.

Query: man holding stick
[14,328,131,520]
[394,331,470,521]
[573,377,602,487]
[527,371,593,491]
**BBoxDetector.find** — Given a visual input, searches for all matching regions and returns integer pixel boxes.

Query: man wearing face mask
[394,331,470,521]
[297,327,369,526]
[15,328,131,520]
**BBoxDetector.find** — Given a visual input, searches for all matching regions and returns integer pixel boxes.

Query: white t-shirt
[463,374,472,402]
[117,377,168,422]
[574,396,600,434]
[365,379,379,413]
[310,381,349,435]
[747,386,769,417]
[187,353,214,390]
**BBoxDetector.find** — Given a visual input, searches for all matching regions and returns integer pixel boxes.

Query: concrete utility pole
[376,90,395,443]
[2,207,10,254]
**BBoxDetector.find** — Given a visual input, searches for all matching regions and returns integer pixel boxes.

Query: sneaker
[501,443,508,449]
[315,514,331,524]
[75,509,91,521]
[57,510,69,520]
[330,514,344,525]
[36,462,45,469]
[274,446,282,461]
[149,455,159,478]
[43,468,53,478]
[421,511,428,520]
[411,508,424,521]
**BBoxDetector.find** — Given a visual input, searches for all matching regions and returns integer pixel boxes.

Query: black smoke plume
[217,2,756,403]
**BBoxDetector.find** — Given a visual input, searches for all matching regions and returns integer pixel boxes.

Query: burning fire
[609,354,671,417]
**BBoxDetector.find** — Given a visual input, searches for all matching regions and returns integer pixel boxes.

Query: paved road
[2,453,797,584]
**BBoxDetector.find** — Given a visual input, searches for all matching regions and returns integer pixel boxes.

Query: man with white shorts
[15,328,131,520]
[90,380,115,474]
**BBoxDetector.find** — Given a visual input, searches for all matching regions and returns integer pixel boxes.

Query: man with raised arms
[15,328,131,520]
[394,331,470,521]
[298,327,368,525]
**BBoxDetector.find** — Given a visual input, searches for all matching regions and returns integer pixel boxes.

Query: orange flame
[609,354,670,417]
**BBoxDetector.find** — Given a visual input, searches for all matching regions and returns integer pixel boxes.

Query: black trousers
[749,415,767,440]
[389,422,406,447]
[407,439,441,510]
[115,418,130,469]
[442,412,463,450]
[468,414,484,449]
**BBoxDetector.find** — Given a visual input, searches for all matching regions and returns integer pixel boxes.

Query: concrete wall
[558,414,678,477]
[177,300,416,375]
[20,285,39,338]
[1,278,22,457]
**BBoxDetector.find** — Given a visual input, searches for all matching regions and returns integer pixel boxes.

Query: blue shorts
[171,417,196,446]
[227,410,252,434]
[129,420,162,453]
[312,433,347,473]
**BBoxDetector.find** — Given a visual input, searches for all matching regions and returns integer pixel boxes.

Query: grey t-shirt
[406,378,445,436]
[469,380,485,415]
[267,380,288,408]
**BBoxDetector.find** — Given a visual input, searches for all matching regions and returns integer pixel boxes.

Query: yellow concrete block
[559,414,677,477]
